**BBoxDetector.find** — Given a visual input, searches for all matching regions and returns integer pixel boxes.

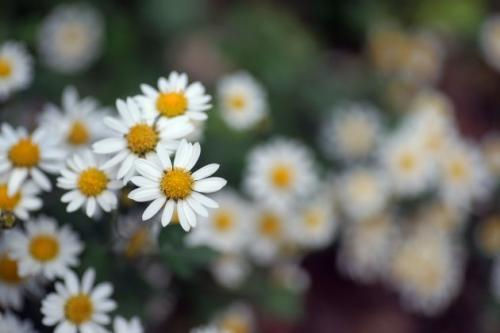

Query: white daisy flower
[482,133,500,178]
[6,215,83,280]
[320,102,382,161]
[57,150,122,218]
[336,166,390,221]
[93,98,193,183]
[38,3,104,74]
[337,213,397,283]
[0,41,33,100]
[389,227,464,316]
[41,268,116,333]
[0,176,41,221]
[39,86,109,154]
[215,303,254,333]
[112,316,143,333]
[438,140,492,211]
[113,212,160,258]
[186,190,251,253]
[129,140,227,231]
[217,71,268,130]
[270,262,310,292]
[136,72,212,123]
[480,15,500,72]
[0,123,64,196]
[244,138,318,211]
[210,254,250,289]
[0,312,37,333]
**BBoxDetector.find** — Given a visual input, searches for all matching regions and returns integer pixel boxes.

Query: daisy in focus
[0,123,64,195]
[244,138,318,211]
[217,71,268,130]
[6,215,83,279]
[57,150,122,218]
[0,312,37,333]
[0,176,41,221]
[136,72,212,123]
[186,190,250,253]
[113,213,159,258]
[38,3,104,74]
[0,41,32,100]
[128,140,227,231]
[40,86,109,154]
[93,98,193,183]
[41,268,116,333]
[480,15,500,72]
[113,316,143,333]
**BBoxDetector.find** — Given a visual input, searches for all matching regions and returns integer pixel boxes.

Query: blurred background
[2,0,500,332]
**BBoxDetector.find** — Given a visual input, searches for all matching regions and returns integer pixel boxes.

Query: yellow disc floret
[160,168,193,200]
[0,57,12,78]
[29,235,60,262]
[126,124,158,156]
[259,213,281,238]
[0,184,21,211]
[65,294,93,325]
[213,211,234,232]
[77,168,108,197]
[67,121,90,146]
[227,94,246,111]
[8,138,40,168]
[270,164,293,189]
[156,92,188,117]
[0,255,22,284]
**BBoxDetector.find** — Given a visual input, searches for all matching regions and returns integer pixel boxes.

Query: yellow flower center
[125,228,150,258]
[221,316,249,333]
[0,255,22,285]
[259,213,281,238]
[77,168,108,197]
[156,92,187,117]
[448,159,469,182]
[65,294,93,325]
[29,235,60,262]
[227,94,246,111]
[160,168,193,200]
[0,57,12,78]
[126,124,158,156]
[8,138,40,168]
[270,165,293,189]
[398,152,416,172]
[67,121,90,146]
[304,211,323,229]
[0,184,21,211]
[213,211,234,232]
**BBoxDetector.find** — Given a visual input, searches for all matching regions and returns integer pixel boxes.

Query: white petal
[191,164,219,180]
[193,177,227,193]
[31,168,52,191]
[161,200,175,226]
[135,159,163,180]
[191,192,219,208]
[142,197,166,220]
[92,138,126,154]
[86,197,96,217]
[8,168,28,196]
[128,187,161,202]
[185,142,201,171]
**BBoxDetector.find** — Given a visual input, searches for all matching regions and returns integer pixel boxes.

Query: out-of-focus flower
[186,190,250,253]
[6,216,83,279]
[244,138,318,211]
[320,102,382,162]
[476,215,500,256]
[415,201,464,234]
[0,123,64,196]
[136,72,212,123]
[113,213,159,258]
[113,316,143,333]
[214,303,255,333]
[0,41,32,100]
[482,133,500,177]
[190,325,224,333]
[57,150,122,218]
[0,176,41,221]
[338,213,397,283]
[0,312,37,333]
[271,262,311,293]
[368,25,408,76]
[38,3,104,74]
[210,254,250,289]
[41,268,116,333]
[129,140,226,231]
[93,98,193,183]
[186,120,206,142]
[40,86,109,155]
[337,166,390,221]
[480,15,500,72]
[389,226,464,316]
[217,71,268,130]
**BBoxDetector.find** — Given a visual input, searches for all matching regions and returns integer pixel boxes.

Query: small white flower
[210,254,250,289]
[40,86,109,154]
[41,268,116,333]
[0,176,41,221]
[6,215,83,280]
[217,71,268,130]
[0,123,64,196]
[320,102,382,161]
[38,3,104,73]
[57,150,122,218]
[113,316,143,333]
[186,190,251,253]
[136,72,212,123]
[0,312,37,333]
[480,15,500,72]
[0,41,33,100]
[113,212,160,258]
[129,140,227,231]
[93,98,193,183]
[244,138,318,211]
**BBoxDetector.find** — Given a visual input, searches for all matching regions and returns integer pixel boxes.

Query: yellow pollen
[0,184,21,211]
[398,152,416,172]
[0,57,12,78]
[259,213,281,238]
[227,94,246,110]
[67,121,90,146]
[213,211,234,232]
[270,165,293,189]
[125,228,150,258]
[448,160,469,181]
[126,124,158,156]
[160,168,193,200]
[65,294,93,325]
[8,138,40,168]
[29,235,60,262]
[156,92,188,117]
[0,255,22,284]
[77,168,108,197]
